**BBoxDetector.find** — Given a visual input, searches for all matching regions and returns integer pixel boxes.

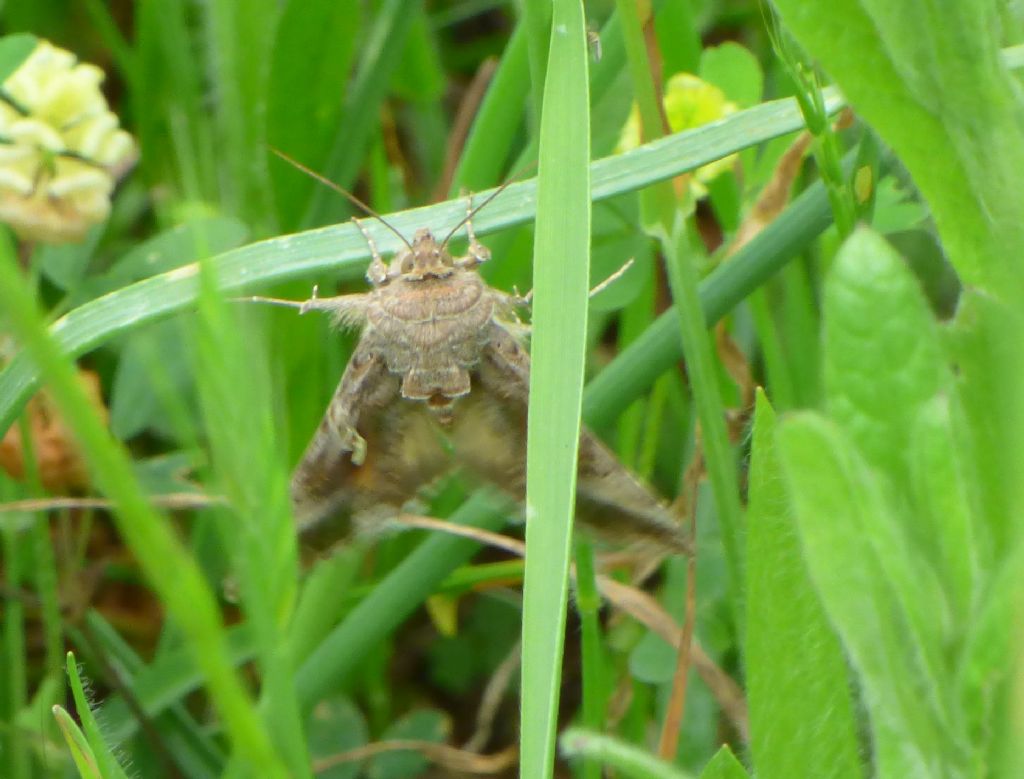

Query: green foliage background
[0,1,1022,778]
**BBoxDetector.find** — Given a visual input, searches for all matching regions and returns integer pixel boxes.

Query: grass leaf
[519,1,591,775]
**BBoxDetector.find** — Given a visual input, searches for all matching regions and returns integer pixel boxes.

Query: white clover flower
[0,40,137,243]
[617,73,738,198]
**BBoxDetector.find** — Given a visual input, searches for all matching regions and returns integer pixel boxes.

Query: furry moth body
[289,211,691,558]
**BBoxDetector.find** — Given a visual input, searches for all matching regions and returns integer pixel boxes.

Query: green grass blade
[266,0,362,229]
[65,652,130,779]
[0,90,842,437]
[520,1,591,775]
[303,0,423,227]
[616,0,744,615]
[0,234,287,777]
[204,0,278,228]
[52,705,101,779]
[450,22,529,192]
[88,619,255,746]
[192,259,308,775]
[1,499,30,779]
[74,611,226,775]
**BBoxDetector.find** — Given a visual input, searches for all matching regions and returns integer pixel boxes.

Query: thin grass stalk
[192,259,309,777]
[518,0,552,136]
[18,416,65,731]
[615,0,745,624]
[573,537,606,779]
[0,235,288,777]
[1,494,30,779]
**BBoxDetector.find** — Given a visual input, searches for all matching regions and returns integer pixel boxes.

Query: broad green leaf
[771,0,1024,296]
[629,629,677,685]
[109,321,194,440]
[824,228,950,503]
[699,745,750,779]
[777,414,967,778]
[745,392,862,779]
[368,709,449,779]
[307,696,367,779]
[0,33,37,82]
[946,291,1024,555]
[699,43,763,109]
[956,538,1024,773]
[909,396,981,623]
[34,225,104,292]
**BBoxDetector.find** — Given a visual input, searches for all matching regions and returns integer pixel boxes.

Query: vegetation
[0,1,1022,778]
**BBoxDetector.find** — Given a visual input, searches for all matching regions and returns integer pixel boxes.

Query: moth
[263,189,690,559]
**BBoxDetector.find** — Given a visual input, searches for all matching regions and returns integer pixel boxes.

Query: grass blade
[65,652,130,779]
[0,90,842,438]
[0,231,287,777]
[519,1,591,775]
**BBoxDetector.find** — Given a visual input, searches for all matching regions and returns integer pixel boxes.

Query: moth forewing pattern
[288,205,691,560]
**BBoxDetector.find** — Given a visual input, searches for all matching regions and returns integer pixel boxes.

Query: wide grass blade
[519,0,591,775]
[0,90,842,437]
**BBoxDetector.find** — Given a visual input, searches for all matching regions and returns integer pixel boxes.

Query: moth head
[389,228,455,281]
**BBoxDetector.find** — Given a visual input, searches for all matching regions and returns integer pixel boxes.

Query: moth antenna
[236,295,307,310]
[589,258,636,298]
[440,160,537,248]
[270,147,414,252]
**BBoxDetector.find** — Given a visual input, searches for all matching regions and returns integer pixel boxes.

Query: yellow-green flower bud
[617,73,738,198]
[0,40,137,243]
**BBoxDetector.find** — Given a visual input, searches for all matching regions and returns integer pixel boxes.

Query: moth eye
[401,257,414,273]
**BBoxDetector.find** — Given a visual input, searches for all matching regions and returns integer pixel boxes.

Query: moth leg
[354,217,389,285]
[460,192,492,267]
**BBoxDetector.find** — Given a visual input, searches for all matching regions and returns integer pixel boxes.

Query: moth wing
[292,344,451,558]
[448,323,530,491]
[454,322,689,554]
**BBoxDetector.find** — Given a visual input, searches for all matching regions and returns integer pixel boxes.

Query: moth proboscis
[256,175,691,560]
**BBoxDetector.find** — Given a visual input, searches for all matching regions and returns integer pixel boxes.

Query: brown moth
[276,197,690,559]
